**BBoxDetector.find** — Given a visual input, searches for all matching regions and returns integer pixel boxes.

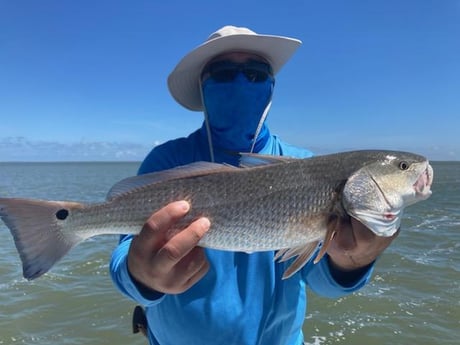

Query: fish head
[343,151,433,237]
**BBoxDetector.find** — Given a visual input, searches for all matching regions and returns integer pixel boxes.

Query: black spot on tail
[56,209,69,220]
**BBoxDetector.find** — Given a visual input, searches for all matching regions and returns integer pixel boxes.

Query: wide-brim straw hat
[167,25,302,111]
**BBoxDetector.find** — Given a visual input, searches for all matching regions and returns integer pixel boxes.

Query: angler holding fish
[0,26,433,345]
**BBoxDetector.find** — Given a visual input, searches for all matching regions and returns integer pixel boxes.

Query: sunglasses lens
[244,69,269,82]
[203,60,273,83]
[210,69,238,83]
[243,60,272,82]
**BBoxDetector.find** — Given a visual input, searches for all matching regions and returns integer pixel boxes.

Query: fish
[0,150,433,280]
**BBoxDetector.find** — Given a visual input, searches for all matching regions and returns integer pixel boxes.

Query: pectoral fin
[278,242,319,279]
[313,215,338,264]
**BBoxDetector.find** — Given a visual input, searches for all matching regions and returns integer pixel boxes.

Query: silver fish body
[0,150,433,280]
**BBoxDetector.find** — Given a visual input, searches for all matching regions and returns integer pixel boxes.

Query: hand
[326,217,399,272]
[127,200,210,294]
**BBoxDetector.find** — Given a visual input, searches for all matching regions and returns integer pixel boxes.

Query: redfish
[0,150,433,280]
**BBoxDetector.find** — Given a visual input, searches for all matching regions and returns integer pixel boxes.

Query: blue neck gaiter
[201,73,274,152]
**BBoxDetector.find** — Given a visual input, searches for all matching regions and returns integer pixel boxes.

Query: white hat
[167,25,302,111]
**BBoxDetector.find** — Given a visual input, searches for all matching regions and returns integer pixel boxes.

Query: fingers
[144,218,211,294]
[138,200,191,246]
[168,247,210,293]
[349,218,377,243]
[155,217,211,273]
[349,218,399,247]
[127,201,211,294]
[333,217,356,251]
[327,217,400,271]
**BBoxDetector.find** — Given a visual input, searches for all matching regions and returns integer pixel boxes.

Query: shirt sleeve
[109,140,186,306]
[303,254,374,299]
[110,235,166,306]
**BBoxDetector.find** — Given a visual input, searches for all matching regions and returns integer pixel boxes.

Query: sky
[0,0,459,161]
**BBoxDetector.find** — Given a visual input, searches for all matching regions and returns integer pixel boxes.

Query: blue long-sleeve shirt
[110,124,374,345]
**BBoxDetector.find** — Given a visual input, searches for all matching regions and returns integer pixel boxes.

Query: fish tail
[0,198,85,280]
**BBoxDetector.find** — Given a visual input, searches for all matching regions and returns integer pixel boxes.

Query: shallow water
[0,161,458,344]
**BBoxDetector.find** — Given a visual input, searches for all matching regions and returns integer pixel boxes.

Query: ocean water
[0,161,458,345]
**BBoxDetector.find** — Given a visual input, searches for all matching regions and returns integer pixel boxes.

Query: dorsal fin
[107,162,236,200]
[239,153,298,168]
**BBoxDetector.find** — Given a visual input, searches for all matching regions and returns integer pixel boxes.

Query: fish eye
[398,161,410,170]
[55,209,69,220]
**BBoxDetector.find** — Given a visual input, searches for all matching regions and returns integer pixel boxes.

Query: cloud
[0,137,155,162]
[1,136,457,162]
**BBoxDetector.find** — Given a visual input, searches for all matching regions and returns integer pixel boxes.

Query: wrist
[127,264,164,300]
[327,255,374,287]
[327,249,377,272]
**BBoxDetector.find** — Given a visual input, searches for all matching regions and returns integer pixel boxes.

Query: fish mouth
[413,163,433,199]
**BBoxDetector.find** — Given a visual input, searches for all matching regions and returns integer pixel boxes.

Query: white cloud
[0,137,155,162]
[1,136,457,162]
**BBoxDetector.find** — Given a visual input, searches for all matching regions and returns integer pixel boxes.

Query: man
[110,25,398,345]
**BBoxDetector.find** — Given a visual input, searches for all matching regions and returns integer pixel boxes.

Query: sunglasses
[201,59,274,83]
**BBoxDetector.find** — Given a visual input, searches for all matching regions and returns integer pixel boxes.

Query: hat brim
[167,34,301,111]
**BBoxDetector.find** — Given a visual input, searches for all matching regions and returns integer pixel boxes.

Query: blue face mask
[201,73,274,152]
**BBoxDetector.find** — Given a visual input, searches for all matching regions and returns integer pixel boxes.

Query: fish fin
[239,153,299,168]
[276,245,312,263]
[0,198,85,280]
[313,216,338,264]
[274,248,289,261]
[281,242,319,279]
[107,162,237,200]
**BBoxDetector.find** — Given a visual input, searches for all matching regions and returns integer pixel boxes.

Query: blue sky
[0,0,459,161]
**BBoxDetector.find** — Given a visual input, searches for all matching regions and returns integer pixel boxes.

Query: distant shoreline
[1,160,458,164]
[0,161,142,164]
